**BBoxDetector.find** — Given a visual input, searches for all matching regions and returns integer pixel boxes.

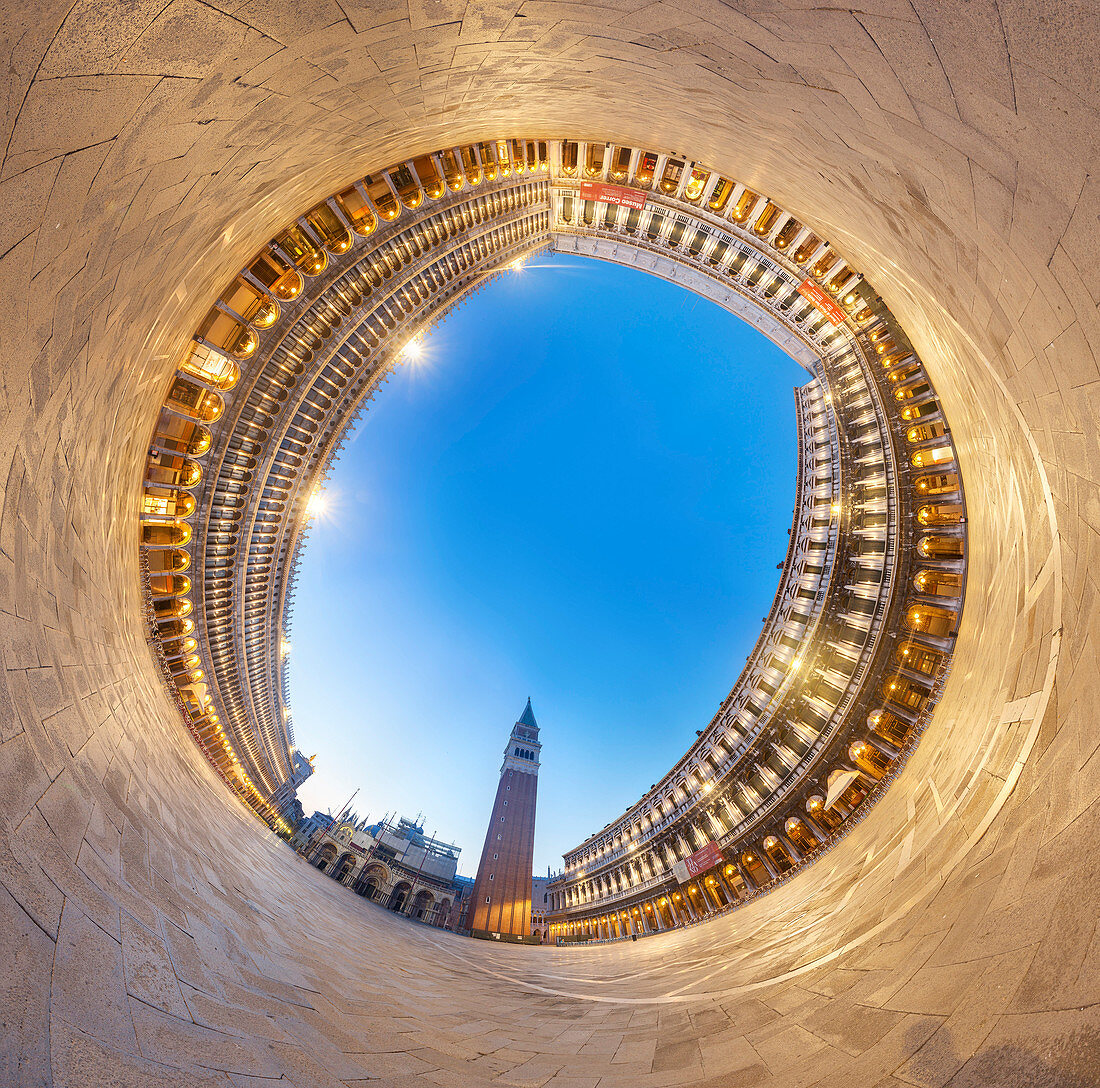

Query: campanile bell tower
[469,698,541,942]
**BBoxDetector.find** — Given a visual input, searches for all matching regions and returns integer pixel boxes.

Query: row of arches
[311,847,455,926]
[560,386,840,877]
[551,166,926,896]
[139,143,555,821]
[552,371,880,896]
[197,197,549,798]
[557,142,865,313]
[548,236,963,934]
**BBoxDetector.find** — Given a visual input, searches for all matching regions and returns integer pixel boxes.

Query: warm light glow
[401,336,423,360]
[306,490,327,518]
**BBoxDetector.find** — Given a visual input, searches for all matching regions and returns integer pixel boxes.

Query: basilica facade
[302,814,470,929]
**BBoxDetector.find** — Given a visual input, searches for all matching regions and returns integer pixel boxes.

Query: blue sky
[291,253,807,875]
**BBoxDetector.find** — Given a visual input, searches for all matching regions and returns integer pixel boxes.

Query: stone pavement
[1,1,1099,1085]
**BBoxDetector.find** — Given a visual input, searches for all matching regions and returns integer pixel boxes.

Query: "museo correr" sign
[796,278,848,326]
[579,180,648,210]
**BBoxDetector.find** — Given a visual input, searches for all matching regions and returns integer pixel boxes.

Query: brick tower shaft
[469,699,541,941]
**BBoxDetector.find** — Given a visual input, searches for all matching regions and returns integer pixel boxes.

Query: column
[736,860,756,893]
[866,733,899,759]
[757,849,782,882]
[778,833,803,863]
[720,868,742,903]
[801,812,829,842]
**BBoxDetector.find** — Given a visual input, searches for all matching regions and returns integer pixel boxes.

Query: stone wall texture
[0,1,1097,1085]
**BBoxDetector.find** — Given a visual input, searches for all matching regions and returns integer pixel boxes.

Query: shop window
[477,141,498,180]
[610,145,631,181]
[246,250,303,300]
[334,185,377,236]
[560,141,578,176]
[634,151,658,189]
[363,173,399,220]
[305,202,353,254]
[707,177,734,211]
[220,277,279,329]
[753,201,781,236]
[659,157,684,193]
[583,142,605,179]
[731,189,759,222]
[273,223,327,276]
[683,166,709,201]
[773,218,800,250]
[166,376,224,423]
[195,307,257,360]
[792,232,821,263]
[413,154,445,198]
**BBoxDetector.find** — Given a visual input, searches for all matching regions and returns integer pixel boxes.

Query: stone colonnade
[548,809,849,941]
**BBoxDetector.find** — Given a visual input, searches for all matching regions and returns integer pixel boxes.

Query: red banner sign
[672,841,725,884]
[579,180,647,210]
[796,279,848,326]
[684,841,724,876]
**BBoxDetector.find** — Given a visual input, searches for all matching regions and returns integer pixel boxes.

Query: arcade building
[137,138,964,944]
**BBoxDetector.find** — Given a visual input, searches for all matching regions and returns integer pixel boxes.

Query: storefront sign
[672,841,725,883]
[796,279,848,326]
[579,180,647,209]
